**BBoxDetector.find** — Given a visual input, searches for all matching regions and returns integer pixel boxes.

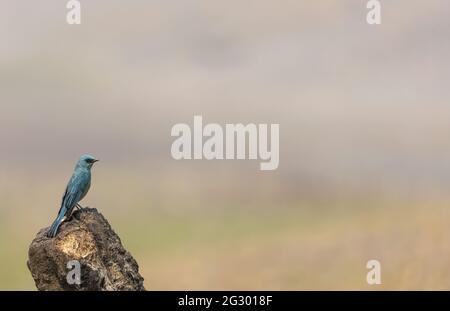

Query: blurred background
[1,0,450,290]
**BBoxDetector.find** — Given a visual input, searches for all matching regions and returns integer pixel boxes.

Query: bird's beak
[93,159,99,163]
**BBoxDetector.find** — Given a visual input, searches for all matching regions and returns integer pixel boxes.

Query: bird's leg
[72,204,85,221]
[70,205,83,221]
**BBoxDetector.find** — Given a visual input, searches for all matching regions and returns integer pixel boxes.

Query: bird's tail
[47,212,66,238]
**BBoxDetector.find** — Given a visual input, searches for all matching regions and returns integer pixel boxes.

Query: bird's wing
[58,171,89,216]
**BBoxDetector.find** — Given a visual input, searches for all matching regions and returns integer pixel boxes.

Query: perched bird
[47,154,99,238]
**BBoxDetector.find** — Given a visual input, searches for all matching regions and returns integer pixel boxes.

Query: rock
[27,207,145,291]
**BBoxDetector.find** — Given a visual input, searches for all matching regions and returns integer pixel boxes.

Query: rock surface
[27,207,145,291]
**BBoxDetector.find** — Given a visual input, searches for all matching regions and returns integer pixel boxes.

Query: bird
[47,154,99,238]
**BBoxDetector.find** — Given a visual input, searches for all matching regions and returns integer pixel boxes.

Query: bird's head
[77,154,99,170]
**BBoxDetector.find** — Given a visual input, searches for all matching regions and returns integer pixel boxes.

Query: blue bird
[47,154,99,238]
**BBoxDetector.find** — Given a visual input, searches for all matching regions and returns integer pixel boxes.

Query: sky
[1,0,450,191]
